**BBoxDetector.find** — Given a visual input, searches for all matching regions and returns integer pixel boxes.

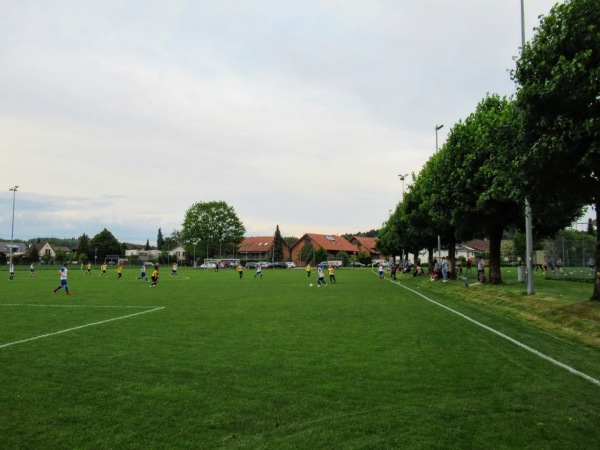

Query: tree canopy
[89,229,122,262]
[514,0,600,298]
[180,201,245,258]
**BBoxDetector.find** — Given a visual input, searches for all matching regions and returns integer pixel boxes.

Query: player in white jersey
[53,263,73,295]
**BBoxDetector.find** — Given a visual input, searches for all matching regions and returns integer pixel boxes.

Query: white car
[286,262,296,268]
[199,262,216,270]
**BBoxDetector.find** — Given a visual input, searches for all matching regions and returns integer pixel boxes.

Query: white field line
[386,277,600,387]
[0,306,165,350]
[0,304,163,309]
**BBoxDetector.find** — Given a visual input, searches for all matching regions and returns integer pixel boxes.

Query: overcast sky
[3,0,584,245]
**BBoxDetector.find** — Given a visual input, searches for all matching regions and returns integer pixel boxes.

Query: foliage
[157,228,165,250]
[283,236,298,247]
[272,225,285,261]
[297,242,315,264]
[89,228,123,262]
[337,251,350,267]
[315,247,328,263]
[180,201,246,259]
[77,233,90,259]
[513,0,600,298]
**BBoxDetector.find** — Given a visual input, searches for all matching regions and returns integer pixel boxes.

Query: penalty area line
[0,306,165,350]
[386,277,600,388]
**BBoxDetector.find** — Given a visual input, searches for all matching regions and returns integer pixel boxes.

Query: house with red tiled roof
[348,236,381,260]
[455,240,490,259]
[237,236,290,261]
[290,233,358,265]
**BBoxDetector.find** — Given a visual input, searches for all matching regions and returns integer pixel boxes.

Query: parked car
[371,260,389,267]
[270,262,288,269]
[286,262,296,268]
[348,262,365,267]
[199,262,216,270]
[245,262,259,269]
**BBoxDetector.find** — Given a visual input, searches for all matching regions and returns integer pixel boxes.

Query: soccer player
[137,264,148,282]
[254,264,263,279]
[328,265,336,283]
[86,262,92,276]
[150,265,159,287]
[171,263,178,276]
[317,266,327,287]
[305,263,311,278]
[100,263,108,277]
[53,263,73,295]
[30,262,35,277]
[116,264,124,279]
[9,263,15,280]
[237,264,244,279]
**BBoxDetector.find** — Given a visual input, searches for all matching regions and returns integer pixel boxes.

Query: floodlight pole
[521,0,535,294]
[398,173,408,262]
[435,125,443,261]
[9,185,18,265]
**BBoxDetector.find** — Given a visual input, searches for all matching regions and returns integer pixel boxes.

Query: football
[309,284,313,287]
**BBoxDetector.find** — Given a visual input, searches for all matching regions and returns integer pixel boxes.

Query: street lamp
[435,124,444,152]
[94,248,97,266]
[9,185,18,265]
[434,125,444,260]
[521,0,535,295]
[398,173,408,197]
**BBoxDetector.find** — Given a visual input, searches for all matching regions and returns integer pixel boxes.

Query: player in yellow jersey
[116,265,124,279]
[150,265,159,287]
[328,265,336,284]
[100,263,108,276]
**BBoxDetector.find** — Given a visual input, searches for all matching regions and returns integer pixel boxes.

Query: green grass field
[1,265,600,449]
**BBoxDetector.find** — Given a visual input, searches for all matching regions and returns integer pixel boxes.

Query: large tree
[514,0,600,298]
[180,201,245,258]
[272,225,285,261]
[443,95,526,284]
[89,228,122,263]
[77,233,91,261]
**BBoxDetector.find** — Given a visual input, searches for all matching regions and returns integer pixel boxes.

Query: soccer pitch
[1,267,599,449]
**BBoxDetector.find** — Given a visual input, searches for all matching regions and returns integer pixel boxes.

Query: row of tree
[377,0,599,299]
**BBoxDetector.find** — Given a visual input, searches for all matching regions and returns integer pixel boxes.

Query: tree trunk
[592,203,600,301]
[488,226,504,285]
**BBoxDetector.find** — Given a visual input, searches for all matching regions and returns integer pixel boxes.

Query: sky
[1,0,586,245]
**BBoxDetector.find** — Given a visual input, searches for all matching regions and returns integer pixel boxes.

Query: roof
[296,233,358,253]
[0,242,27,254]
[351,236,378,254]
[238,236,274,253]
[53,246,73,253]
[462,240,490,252]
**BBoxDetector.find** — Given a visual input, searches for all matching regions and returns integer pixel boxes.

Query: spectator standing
[441,257,448,282]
